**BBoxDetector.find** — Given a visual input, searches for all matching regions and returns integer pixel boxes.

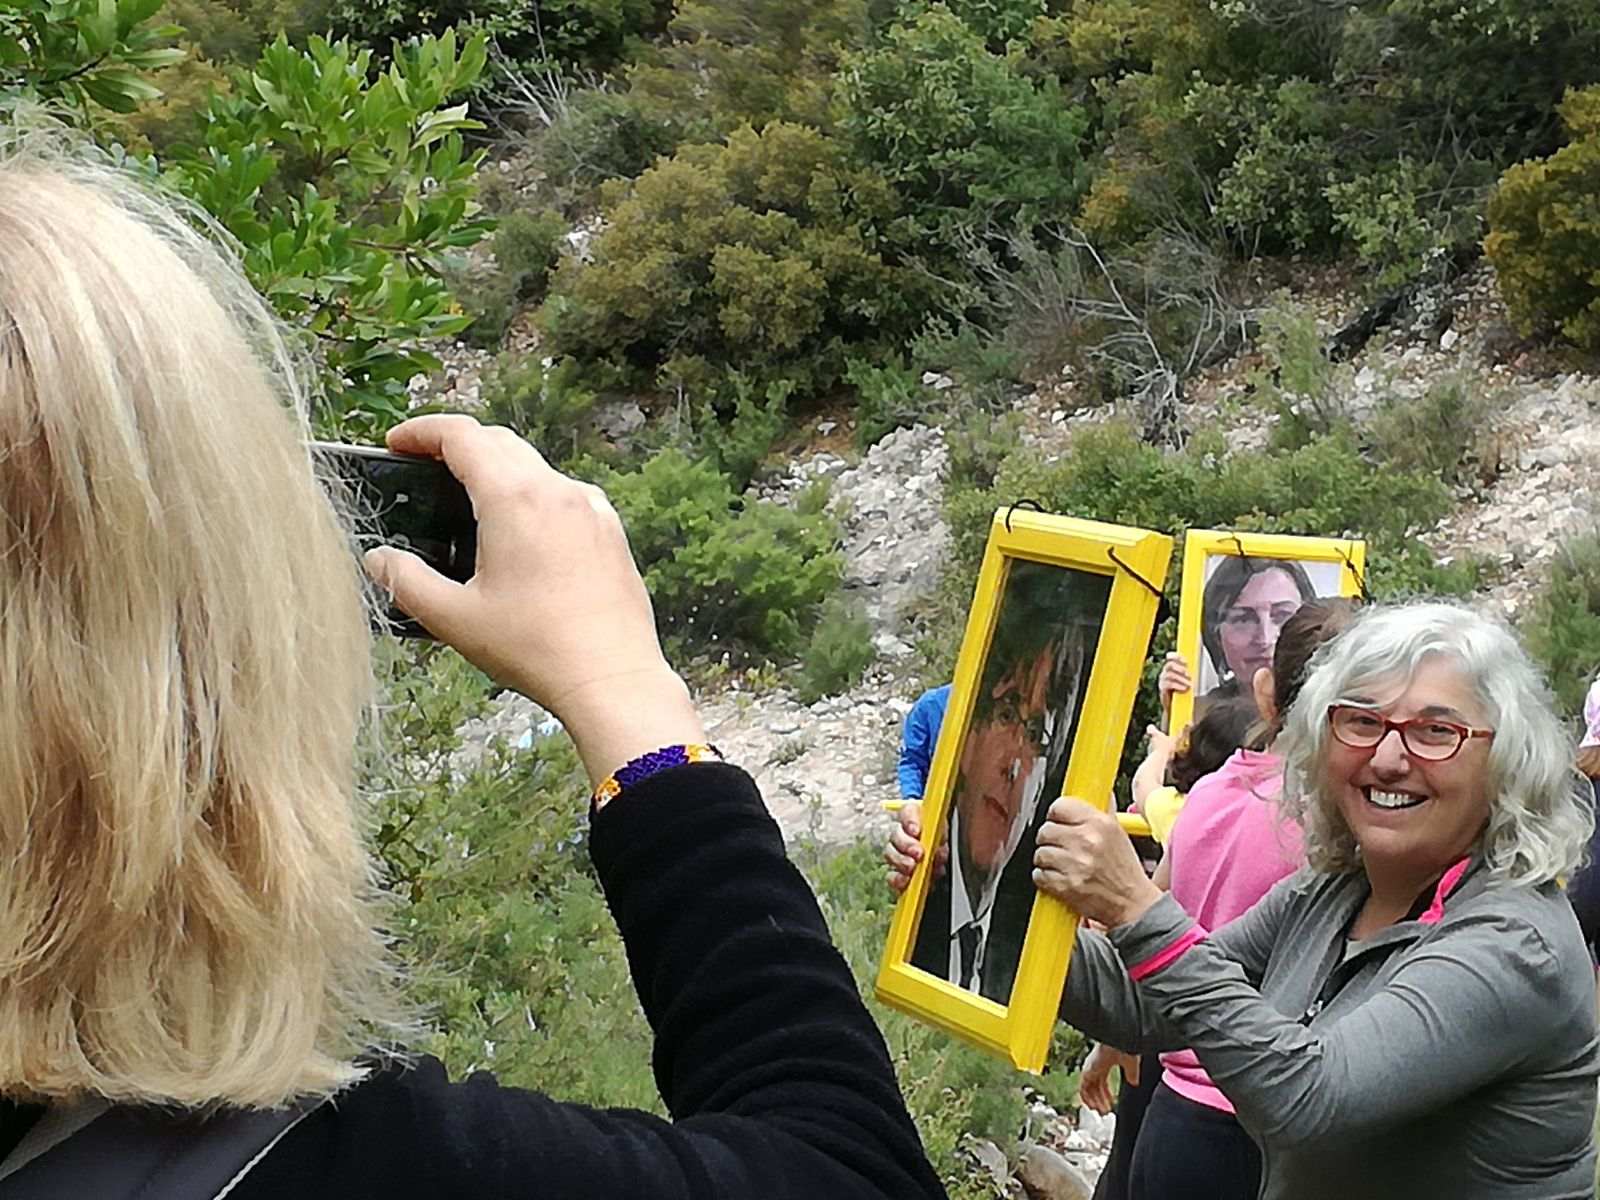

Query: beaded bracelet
[591,743,724,811]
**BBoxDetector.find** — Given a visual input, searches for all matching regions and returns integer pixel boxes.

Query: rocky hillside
[455,266,1599,850]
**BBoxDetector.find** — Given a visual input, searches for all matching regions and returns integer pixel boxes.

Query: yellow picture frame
[1169,529,1367,735]
[875,508,1172,1072]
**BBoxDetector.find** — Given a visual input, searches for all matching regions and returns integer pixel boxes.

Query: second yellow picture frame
[1169,529,1366,735]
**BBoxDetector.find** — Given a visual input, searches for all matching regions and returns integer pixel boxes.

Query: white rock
[1440,328,1460,351]
[965,1138,1011,1190]
[873,633,914,659]
[1016,1145,1093,1200]
[1075,1105,1115,1147]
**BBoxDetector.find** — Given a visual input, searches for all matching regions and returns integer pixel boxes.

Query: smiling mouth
[1366,788,1427,811]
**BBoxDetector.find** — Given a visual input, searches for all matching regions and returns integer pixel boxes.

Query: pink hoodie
[1159,748,1302,1113]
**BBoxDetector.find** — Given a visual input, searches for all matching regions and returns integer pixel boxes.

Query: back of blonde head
[0,138,399,1107]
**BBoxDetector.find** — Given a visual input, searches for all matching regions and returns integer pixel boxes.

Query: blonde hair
[0,132,403,1107]
[1279,601,1593,887]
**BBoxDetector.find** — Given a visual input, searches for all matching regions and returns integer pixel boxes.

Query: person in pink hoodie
[1122,597,1359,1200]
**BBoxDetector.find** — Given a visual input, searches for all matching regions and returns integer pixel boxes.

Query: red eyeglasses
[1327,705,1494,762]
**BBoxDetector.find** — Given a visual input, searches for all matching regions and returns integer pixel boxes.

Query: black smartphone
[311,441,478,639]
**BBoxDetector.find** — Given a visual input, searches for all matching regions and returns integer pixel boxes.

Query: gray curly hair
[1277,601,1592,886]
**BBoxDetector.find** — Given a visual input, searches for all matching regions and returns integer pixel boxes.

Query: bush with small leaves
[466,207,569,347]
[836,5,1089,242]
[529,86,681,201]
[846,355,939,449]
[689,369,796,492]
[597,449,845,656]
[480,354,600,467]
[1522,532,1600,715]
[325,0,664,76]
[624,0,869,138]
[796,596,876,703]
[366,643,660,1109]
[1365,375,1498,489]
[1486,86,1600,352]
[540,122,928,398]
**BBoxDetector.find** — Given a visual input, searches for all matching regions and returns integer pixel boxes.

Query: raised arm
[365,415,945,1200]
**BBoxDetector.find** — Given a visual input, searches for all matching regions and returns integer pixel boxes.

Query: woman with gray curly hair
[1032,601,1597,1200]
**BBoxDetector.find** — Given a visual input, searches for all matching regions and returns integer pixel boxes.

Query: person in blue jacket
[898,685,951,802]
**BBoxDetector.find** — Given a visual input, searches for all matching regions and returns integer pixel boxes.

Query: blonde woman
[0,145,944,1198]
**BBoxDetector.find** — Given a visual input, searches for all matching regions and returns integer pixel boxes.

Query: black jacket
[227,762,946,1199]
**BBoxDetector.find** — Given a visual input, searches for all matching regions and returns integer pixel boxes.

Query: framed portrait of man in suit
[875,508,1171,1071]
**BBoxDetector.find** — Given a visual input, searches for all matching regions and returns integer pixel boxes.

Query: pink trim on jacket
[1418,857,1472,926]
[1127,926,1207,981]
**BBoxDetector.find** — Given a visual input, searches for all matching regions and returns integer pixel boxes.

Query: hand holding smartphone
[311,441,477,638]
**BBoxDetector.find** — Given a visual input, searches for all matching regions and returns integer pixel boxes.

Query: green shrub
[836,6,1089,240]
[1251,304,1349,451]
[1065,0,1600,267]
[597,449,845,656]
[689,368,796,491]
[540,122,929,398]
[159,30,493,436]
[943,405,1023,493]
[1486,86,1600,351]
[846,355,938,449]
[1250,304,1499,487]
[1326,156,1489,290]
[909,317,1026,393]
[528,85,682,200]
[796,596,876,702]
[901,0,1053,52]
[366,643,660,1108]
[0,0,187,116]
[624,0,869,137]
[480,354,599,466]
[325,0,662,75]
[1365,374,1497,488]
[1207,79,1340,255]
[951,421,1459,594]
[1522,532,1600,714]
[467,207,568,347]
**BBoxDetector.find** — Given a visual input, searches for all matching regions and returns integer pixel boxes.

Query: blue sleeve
[897,687,949,799]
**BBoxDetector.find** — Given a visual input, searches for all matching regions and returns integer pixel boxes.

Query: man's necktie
[957,921,983,989]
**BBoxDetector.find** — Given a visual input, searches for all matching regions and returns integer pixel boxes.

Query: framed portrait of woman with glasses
[876,508,1171,1071]
[1169,531,1367,736]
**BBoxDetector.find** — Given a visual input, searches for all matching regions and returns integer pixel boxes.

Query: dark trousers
[1091,1051,1160,1200]
[1127,1082,1262,1200]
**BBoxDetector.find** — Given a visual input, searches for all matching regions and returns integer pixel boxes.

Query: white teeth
[1368,790,1425,810]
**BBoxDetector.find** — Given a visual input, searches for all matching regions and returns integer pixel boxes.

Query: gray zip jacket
[1060,857,1598,1199]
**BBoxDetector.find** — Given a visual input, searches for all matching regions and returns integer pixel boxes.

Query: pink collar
[1418,857,1473,926]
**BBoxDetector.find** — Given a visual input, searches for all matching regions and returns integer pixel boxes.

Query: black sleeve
[1564,798,1600,951]
[243,762,947,1200]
